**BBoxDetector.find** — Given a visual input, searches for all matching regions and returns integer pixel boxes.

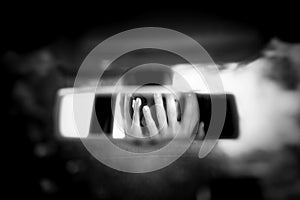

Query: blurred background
[2,3,300,200]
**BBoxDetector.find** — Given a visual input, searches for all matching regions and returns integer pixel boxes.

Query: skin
[121,93,203,140]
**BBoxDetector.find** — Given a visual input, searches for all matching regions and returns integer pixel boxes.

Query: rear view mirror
[88,89,239,139]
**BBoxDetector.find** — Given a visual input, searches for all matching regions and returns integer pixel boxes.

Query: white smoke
[173,41,300,158]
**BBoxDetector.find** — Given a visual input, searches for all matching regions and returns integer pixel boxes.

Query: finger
[143,106,159,137]
[166,94,177,130]
[197,122,205,140]
[154,93,168,134]
[123,94,132,133]
[131,98,142,137]
[182,93,199,134]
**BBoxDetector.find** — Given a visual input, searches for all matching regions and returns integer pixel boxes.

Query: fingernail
[136,98,141,106]
[143,106,149,112]
[155,93,161,98]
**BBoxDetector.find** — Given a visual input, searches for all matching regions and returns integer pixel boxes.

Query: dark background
[2,2,300,53]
